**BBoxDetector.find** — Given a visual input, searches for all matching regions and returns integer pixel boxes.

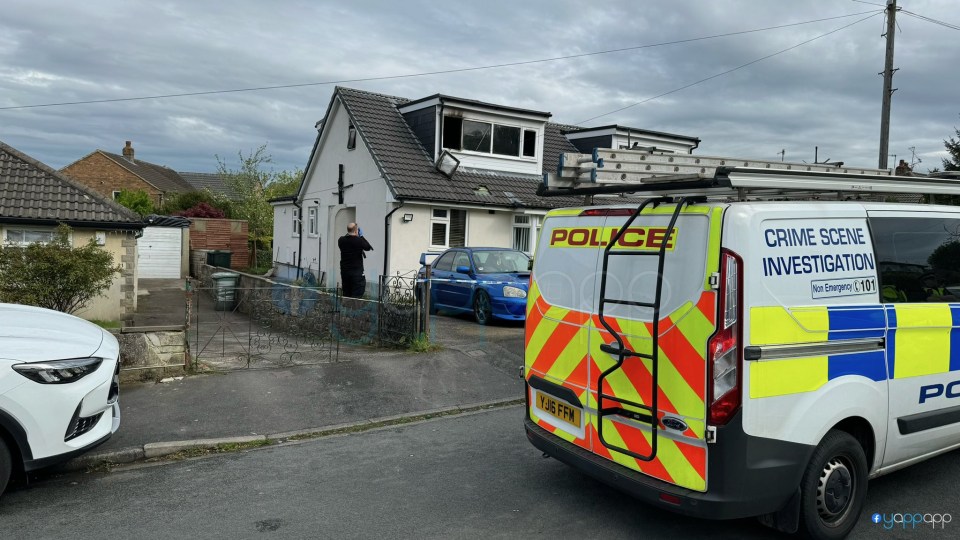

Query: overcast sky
[1,0,957,176]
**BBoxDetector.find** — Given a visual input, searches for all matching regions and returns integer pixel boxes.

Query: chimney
[122,140,135,161]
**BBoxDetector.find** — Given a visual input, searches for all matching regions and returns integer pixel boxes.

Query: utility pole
[878,0,898,170]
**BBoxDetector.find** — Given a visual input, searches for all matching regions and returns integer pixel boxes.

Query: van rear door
[526,203,723,492]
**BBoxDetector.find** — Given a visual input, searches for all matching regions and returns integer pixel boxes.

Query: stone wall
[192,264,415,347]
[115,327,186,382]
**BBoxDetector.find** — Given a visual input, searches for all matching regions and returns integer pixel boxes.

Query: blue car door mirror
[456,265,472,274]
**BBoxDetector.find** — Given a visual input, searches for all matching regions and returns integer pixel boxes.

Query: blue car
[417,247,531,325]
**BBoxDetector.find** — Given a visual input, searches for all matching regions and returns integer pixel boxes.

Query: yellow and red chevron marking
[588,291,714,421]
[525,282,591,390]
[589,415,707,492]
[525,280,715,491]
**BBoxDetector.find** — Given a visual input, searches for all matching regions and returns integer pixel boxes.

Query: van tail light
[707,249,743,425]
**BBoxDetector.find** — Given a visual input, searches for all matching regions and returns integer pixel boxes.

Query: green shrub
[0,224,120,314]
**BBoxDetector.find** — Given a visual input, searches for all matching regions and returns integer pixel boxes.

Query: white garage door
[138,227,182,279]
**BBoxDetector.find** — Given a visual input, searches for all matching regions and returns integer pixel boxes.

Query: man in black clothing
[338,222,373,298]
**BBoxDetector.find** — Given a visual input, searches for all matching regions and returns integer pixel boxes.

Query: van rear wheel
[0,438,11,497]
[797,430,868,540]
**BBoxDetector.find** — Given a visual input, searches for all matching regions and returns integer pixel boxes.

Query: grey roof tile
[0,140,143,226]
[100,151,196,194]
[178,171,238,198]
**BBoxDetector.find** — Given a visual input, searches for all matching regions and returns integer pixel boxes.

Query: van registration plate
[535,392,582,428]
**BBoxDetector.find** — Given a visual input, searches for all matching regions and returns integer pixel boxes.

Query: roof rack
[539,148,960,200]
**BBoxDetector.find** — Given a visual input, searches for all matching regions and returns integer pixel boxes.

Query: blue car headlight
[503,285,527,298]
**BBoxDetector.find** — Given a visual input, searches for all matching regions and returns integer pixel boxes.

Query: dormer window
[442,116,536,159]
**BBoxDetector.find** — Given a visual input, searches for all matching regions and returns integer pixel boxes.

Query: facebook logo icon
[872,513,882,524]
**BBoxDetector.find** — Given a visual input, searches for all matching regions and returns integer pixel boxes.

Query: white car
[0,303,121,496]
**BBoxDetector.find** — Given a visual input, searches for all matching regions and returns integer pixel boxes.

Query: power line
[577,11,882,124]
[901,10,960,31]
[0,10,880,112]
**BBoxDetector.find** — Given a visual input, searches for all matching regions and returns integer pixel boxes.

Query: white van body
[0,303,121,496]
[524,198,960,539]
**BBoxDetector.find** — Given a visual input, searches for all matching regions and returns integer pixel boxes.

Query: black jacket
[338,234,373,273]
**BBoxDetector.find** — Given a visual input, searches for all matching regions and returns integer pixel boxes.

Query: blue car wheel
[473,290,492,325]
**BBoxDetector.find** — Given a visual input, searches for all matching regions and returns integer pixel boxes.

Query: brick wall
[189,218,250,269]
[61,152,164,206]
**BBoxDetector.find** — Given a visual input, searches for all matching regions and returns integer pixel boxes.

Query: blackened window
[462,120,492,153]
[870,216,960,303]
[442,117,462,151]
[492,125,521,156]
[347,122,356,150]
[522,130,536,157]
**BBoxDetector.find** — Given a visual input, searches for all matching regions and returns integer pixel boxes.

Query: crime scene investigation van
[523,148,960,539]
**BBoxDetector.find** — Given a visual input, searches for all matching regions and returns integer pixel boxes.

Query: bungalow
[61,141,196,208]
[0,140,144,322]
[271,86,699,288]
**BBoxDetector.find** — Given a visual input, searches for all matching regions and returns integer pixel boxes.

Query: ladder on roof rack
[539,147,960,200]
[595,195,702,462]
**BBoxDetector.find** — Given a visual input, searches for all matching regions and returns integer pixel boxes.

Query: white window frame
[429,208,468,249]
[292,208,300,237]
[443,116,538,162]
[308,206,318,236]
[429,208,450,249]
[512,214,540,255]
[3,227,60,246]
[112,190,122,200]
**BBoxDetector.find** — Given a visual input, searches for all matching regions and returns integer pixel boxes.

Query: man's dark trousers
[342,271,366,298]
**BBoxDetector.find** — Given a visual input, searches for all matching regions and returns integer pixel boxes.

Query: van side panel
[727,204,889,471]
[867,210,960,469]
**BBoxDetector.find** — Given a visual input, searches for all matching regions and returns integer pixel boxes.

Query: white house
[271,86,700,287]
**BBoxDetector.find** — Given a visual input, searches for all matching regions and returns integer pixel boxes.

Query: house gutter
[382,201,405,277]
[0,217,144,231]
[294,198,303,279]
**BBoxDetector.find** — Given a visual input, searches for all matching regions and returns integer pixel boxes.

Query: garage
[138,226,183,278]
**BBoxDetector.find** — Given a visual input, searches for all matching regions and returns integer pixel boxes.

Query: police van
[523,149,960,539]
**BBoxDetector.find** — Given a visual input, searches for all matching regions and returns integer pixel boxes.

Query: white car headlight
[13,357,103,384]
[503,286,527,298]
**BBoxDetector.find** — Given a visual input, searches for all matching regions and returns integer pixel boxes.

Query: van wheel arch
[760,418,875,536]
[830,417,876,472]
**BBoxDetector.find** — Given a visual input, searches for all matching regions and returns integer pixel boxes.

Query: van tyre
[797,430,868,540]
[474,290,492,325]
[0,438,11,497]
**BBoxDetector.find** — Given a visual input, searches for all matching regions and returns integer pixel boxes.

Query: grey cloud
[0,0,957,175]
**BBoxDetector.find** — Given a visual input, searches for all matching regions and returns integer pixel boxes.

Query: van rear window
[534,213,710,322]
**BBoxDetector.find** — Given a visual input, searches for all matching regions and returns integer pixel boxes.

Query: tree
[115,189,154,215]
[0,224,120,314]
[217,144,302,268]
[943,124,960,171]
[161,190,233,218]
[265,169,302,200]
[177,202,226,218]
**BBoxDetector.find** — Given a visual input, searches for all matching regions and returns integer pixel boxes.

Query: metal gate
[189,282,338,370]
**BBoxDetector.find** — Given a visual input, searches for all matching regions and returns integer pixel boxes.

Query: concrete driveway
[425,309,525,373]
